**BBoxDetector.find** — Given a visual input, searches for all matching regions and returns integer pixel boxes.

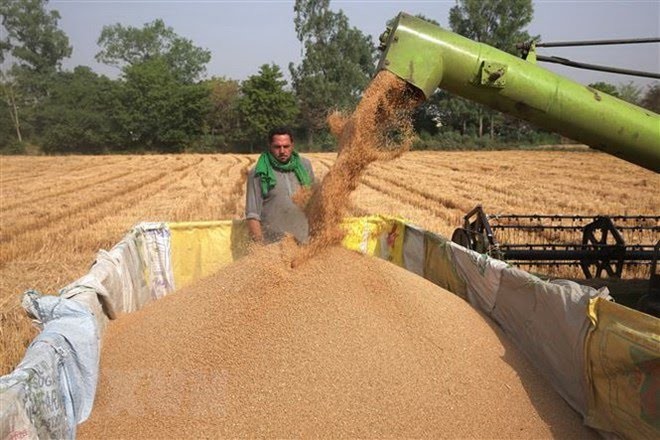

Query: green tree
[0,99,15,150]
[289,0,376,146]
[616,81,642,105]
[448,0,536,139]
[0,0,71,74]
[640,83,660,113]
[117,57,210,151]
[237,63,298,152]
[0,0,71,144]
[204,77,240,135]
[436,92,480,135]
[195,76,241,152]
[0,80,23,144]
[37,66,122,153]
[588,81,620,98]
[96,19,211,83]
[449,0,535,54]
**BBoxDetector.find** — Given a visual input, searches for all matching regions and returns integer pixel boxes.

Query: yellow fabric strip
[341,215,406,267]
[168,220,250,290]
[585,297,660,438]
[168,216,407,289]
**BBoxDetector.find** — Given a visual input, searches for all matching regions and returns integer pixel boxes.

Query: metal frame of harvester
[451,205,659,284]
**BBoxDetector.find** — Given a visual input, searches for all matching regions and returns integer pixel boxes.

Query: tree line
[1,0,658,155]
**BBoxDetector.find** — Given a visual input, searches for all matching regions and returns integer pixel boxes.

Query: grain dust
[295,71,422,265]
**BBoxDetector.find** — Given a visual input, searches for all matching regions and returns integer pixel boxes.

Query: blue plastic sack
[0,291,99,440]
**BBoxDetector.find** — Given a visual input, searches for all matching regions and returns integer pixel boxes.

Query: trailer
[1,12,659,440]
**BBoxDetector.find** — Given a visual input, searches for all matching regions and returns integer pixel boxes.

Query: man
[245,127,315,244]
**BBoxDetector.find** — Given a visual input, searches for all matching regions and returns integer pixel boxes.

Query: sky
[38,0,660,91]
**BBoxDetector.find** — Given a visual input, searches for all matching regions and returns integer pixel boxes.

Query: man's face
[269,134,294,163]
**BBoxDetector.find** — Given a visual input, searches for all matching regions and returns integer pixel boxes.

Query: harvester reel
[451,205,500,256]
[455,206,657,282]
[472,230,491,254]
[451,228,474,250]
[579,216,626,279]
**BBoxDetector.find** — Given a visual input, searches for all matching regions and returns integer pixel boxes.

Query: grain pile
[79,240,594,438]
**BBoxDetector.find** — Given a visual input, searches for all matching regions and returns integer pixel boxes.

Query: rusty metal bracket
[478,61,508,88]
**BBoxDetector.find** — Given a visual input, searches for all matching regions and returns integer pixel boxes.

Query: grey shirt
[245,157,315,243]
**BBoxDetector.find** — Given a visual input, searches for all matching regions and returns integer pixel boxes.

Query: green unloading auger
[377,13,660,173]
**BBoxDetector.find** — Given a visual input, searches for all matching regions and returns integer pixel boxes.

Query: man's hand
[246,218,263,243]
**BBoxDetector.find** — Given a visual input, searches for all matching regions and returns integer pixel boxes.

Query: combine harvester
[452,206,659,308]
[1,12,659,440]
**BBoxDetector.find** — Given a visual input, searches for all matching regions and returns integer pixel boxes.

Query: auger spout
[377,12,660,173]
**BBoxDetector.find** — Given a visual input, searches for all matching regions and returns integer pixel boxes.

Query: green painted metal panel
[377,13,660,173]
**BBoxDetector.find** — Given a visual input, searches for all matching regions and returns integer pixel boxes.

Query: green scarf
[255,151,312,196]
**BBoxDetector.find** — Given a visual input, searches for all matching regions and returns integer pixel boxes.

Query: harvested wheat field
[78,239,597,439]
[1,150,658,376]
